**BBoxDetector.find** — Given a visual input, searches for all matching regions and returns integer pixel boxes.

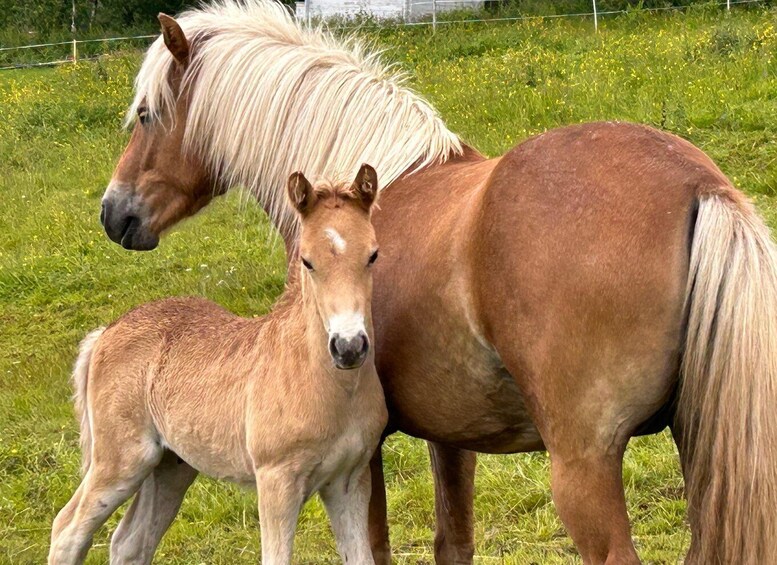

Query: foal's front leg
[255,468,306,565]
[321,464,374,564]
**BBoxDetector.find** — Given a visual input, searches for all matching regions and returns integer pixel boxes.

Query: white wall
[296,0,483,21]
[407,0,484,18]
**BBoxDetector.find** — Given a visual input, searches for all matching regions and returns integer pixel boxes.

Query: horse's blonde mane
[129,0,462,236]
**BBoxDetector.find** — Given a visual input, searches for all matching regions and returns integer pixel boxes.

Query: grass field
[2,5,776,563]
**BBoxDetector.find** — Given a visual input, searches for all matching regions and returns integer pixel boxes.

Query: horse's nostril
[100,201,107,227]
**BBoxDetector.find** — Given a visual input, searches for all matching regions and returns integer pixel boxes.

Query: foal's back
[92,296,264,482]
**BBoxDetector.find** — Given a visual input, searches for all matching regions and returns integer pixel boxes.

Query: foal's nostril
[357,332,369,355]
[351,332,367,355]
[329,335,340,359]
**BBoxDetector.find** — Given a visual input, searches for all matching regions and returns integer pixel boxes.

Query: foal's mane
[129,0,462,236]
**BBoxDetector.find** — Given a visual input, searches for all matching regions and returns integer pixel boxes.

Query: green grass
[2,5,776,563]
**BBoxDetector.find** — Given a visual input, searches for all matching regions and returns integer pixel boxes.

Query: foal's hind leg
[109,450,198,564]
[428,442,476,565]
[49,442,161,565]
[321,464,374,564]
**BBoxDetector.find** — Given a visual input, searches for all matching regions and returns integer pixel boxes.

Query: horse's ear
[287,172,317,216]
[351,164,378,212]
[158,13,189,66]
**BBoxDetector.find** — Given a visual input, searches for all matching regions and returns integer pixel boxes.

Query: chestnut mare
[99,2,777,563]
[51,167,387,565]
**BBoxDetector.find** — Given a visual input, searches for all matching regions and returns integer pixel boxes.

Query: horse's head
[101,15,219,250]
[288,164,379,370]
[102,1,461,253]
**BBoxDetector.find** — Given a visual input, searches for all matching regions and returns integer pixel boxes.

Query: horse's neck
[261,147,485,256]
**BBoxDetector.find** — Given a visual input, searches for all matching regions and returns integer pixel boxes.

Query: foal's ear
[158,13,189,66]
[287,172,317,216]
[351,164,378,212]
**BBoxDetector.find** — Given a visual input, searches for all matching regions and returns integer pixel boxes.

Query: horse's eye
[137,107,149,125]
[368,250,378,266]
[301,258,314,271]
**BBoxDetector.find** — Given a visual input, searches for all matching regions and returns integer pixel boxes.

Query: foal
[49,165,387,565]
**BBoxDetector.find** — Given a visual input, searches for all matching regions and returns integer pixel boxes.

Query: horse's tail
[71,327,105,476]
[679,192,777,563]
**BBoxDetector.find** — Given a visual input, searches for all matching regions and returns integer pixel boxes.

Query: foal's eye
[137,107,150,125]
[301,258,314,271]
[368,250,378,266]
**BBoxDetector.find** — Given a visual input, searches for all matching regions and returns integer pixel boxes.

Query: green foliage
[0,1,198,39]
[0,0,72,35]
[2,6,776,562]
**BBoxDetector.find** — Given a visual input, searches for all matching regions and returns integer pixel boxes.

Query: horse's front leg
[367,442,391,565]
[428,442,476,565]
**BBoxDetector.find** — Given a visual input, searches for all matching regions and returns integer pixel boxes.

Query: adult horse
[99,2,777,563]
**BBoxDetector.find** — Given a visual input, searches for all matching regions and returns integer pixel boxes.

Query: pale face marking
[327,312,365,340]
[325,227,347,253]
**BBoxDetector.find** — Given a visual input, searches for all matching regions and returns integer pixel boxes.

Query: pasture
[2,5,776,563]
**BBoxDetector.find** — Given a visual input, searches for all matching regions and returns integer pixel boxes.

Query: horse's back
[470,121,716,448]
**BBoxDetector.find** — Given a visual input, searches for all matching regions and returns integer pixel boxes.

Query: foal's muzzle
[328,331,369,370]
[101,196,159,251]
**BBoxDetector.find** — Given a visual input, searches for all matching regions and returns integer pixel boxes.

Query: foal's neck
[262,267,353,382]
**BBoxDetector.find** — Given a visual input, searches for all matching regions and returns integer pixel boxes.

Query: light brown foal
[49,166,387,565]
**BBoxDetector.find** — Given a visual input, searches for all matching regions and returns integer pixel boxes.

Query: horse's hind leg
[48,441,161,565]
[367,442,391,565]
[428,441,476,565]
[550,449,639,565]
[492,342,673,564]
[109,450,198,564]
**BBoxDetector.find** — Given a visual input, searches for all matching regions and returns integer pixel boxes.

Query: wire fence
[0,0,769,71]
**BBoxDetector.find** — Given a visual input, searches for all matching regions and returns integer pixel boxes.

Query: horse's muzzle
[329,331,369,370]
[101,197,159,251]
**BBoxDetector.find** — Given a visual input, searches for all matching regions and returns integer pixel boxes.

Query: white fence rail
[0,0,768,71]
[0,35,158,71]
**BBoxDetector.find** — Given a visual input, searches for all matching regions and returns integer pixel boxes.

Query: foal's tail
[71,327,105,475]
[679,192,777,564]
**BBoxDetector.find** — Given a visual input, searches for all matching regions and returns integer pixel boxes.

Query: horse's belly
[439,368,544,454]
[384,351,543,454]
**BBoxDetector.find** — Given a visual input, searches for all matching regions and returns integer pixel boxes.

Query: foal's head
[288,165,379,370]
